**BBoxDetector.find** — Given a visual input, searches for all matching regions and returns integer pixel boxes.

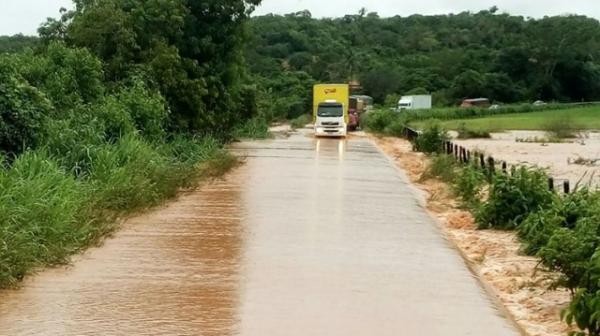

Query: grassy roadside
[411,106,600,131]
[0,136,237,289]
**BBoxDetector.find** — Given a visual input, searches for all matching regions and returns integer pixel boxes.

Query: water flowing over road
[0,133,519,335]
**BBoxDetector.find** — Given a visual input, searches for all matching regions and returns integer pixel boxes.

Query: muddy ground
[371,135,573,336]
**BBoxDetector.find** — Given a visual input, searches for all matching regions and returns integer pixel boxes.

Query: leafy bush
[543,115,580,139]
[115,79,168,141]
[456,122,492,139]
[363,109,397,134]
[234,116,272,139]
[414,122,449,154]
[453,162,487,207]
[476,167,554,229]
[290,114,311,129]
[563,289,600,336]
[518,209,563,256]
[421,154,457,182]
[519,191,600,255]
[538,221,600,292]
[13,42,105,109]
[0,61,52,154]
[384,118,409,137]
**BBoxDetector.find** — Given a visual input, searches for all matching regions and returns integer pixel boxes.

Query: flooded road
[0,133,519,335]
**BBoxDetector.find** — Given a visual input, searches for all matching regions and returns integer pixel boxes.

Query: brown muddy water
[0,133,519,335]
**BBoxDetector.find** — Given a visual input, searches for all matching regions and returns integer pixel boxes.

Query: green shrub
[14,42,105,109]
[234,116,272,139]
[538,221,600,292]
[476,167,554,229]
[383,118,408,137]
[421,154,457,182]
[453,162,487,207]
[414,122,449,154]
[363,109,397,133]
[456,122,492,139]
[0,60,53,153]
[518,209,563,255]
[290,114,311,129]
[93,95,136,142]
[115,79,168,141]
[563,289,600,336]
[543,115,580,139]
[519,191,600,255]
[42,108,106,176]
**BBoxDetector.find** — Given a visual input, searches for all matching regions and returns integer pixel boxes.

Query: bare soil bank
[372,135,572,336]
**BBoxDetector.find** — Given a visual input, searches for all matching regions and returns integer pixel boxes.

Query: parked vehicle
[349,95,372,130]
[313,84,349,137]
[533,100,547,106]
[397,95,432,111]
[461,98,491,108]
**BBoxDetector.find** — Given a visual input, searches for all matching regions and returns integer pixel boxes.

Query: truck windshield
[318,105,343,117]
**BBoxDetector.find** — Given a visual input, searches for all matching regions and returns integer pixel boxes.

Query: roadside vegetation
[0,0,263,288]
[290,114,312,130]
[407,123,600,335]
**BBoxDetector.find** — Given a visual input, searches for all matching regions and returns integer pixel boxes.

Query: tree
[41,0,263,136]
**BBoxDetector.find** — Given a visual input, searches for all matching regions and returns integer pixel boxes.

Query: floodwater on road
[0,133,520,335]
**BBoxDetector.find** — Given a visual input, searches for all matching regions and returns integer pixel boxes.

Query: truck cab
[313,84,349,137]
[315,101,347,137]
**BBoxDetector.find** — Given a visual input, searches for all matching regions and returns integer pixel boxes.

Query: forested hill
[247,8,600,118]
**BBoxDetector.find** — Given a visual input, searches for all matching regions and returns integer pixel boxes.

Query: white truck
[397,95,432,111]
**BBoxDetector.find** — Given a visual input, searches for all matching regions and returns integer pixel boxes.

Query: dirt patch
[371,135,573,336]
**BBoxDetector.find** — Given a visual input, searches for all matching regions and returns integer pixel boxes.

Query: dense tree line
[0,35,38,53]
[247,8,600,117]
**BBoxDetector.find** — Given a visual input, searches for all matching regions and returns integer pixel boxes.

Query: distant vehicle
[461,98,491,108]
[397,95,432,111]
[352,95,374,112]
[313,84,349,137]
[489,104,500,110]
[533,100,547,106]
[348,95,373,130]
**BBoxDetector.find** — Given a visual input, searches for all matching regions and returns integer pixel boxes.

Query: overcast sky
[1,0,599,35]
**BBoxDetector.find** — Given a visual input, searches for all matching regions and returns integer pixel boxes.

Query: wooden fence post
[548,178,554,192]
[480,154,485,169]
[563,181,570,194]
[502,162,507,173]
[488,157,495,175]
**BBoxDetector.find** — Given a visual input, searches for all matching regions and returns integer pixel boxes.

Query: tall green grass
[0,135,234,288]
